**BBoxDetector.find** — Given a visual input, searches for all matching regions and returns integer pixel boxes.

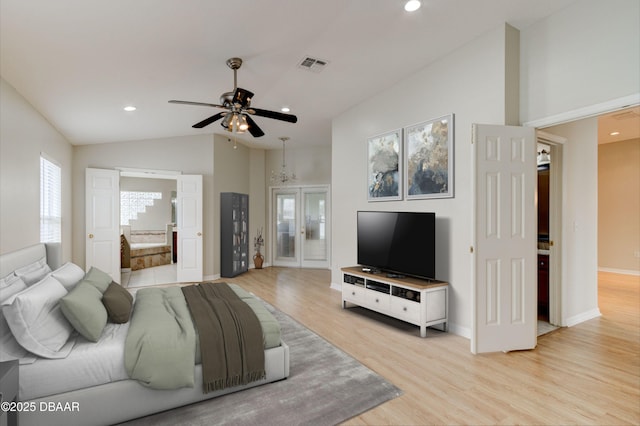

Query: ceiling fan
[169,57,297,137]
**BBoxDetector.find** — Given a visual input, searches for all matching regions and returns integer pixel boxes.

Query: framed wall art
[367,129,402,201]
[404,114,454,199]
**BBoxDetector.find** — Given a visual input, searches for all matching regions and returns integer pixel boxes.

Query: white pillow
[2,275,76,359]
[0,272,27,301]
[0,273,37,364]
[51,262,85,291]
[14,257,52,286]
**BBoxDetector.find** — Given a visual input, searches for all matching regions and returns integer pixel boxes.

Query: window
[40,154,62,243]
[120,191,162,226]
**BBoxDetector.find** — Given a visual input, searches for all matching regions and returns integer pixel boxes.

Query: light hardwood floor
[211,268,640,425]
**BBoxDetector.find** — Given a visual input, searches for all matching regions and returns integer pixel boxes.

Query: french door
[271,186,330,268]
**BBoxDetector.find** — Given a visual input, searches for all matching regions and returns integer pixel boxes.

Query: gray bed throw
[182,282,266,393]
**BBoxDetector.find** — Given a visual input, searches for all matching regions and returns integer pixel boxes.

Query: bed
[0,243,290,426]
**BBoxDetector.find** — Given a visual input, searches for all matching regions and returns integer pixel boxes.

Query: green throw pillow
[83,266,112,293]
[102,281,133,324]
[60,281,107,342]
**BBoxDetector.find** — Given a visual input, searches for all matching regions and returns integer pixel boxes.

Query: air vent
[611,110,640,120]
[297,56,329,73]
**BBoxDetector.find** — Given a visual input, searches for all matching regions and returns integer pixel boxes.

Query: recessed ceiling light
[404,0,421,12]
[609,131,620,136]
[281,106,290,113]
[124,106,136,112]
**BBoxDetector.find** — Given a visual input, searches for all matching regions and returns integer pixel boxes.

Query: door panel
[176,175,203,282]
[472,124,537,354]
[274,191,299,267]
[301,189,330,268]
[85,168,120,281]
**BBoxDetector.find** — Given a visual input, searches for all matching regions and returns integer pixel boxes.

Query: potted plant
[253,227,265,269]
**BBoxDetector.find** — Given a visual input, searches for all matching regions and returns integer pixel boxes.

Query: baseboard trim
[565,308,602,327]
[330,282,342,292]
[598,267,640,277]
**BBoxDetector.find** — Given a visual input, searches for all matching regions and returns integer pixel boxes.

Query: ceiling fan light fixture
[404,0,421,12]
[238,114,249,131]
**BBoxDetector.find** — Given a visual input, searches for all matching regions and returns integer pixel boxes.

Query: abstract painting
[404,114,454,199]
[367,129,402,201]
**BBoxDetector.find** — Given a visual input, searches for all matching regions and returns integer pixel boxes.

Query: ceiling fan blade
[231,88,254,108]
[245,115,265,137]
[169,100,225,109]
[250,108,298,123]
[192,112,225,128]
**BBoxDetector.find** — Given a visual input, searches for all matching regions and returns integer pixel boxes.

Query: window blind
[40,155,62,243]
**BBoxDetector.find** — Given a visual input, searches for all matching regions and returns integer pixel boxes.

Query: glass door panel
[275,191,298,265]
[272,186,330,268]
[302,191,328,264]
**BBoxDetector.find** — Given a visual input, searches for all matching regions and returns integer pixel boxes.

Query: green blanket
[124,287,196,389]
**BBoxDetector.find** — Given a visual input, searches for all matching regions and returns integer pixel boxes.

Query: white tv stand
[341,266,448,338]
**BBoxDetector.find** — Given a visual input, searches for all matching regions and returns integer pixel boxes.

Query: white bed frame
[0,243,290,426]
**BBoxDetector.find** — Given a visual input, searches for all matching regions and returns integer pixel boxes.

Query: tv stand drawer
[365,291,390,311]
[390,297,420,324]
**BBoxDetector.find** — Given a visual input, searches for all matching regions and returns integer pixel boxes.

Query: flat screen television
[357,211,436,280]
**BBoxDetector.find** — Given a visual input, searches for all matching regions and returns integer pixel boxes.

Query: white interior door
[85,168,120,281]
[472,124,537,354]
[176,174,203,282]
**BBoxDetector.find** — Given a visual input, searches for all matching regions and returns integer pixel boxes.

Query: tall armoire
[220,192,249,277]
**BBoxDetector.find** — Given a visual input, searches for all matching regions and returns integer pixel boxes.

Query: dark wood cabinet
[538,254,549,317]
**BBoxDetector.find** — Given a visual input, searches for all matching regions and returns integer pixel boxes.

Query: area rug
[121,302,402,426]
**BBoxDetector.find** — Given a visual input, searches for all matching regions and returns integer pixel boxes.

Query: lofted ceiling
[1,0,577,149]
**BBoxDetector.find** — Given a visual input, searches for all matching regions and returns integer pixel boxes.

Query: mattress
[19,322,130,400]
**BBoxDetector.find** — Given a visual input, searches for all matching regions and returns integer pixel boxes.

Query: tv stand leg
[420,325,426,338]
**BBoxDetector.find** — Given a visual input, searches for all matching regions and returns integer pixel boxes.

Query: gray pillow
[102,281,133,324]
[60,281,108,342]
[83,266,112,293]
[2,275,76,358]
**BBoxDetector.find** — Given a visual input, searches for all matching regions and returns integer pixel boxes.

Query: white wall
[520,0,640,123]
[545,118,601,325]
[520,0,640,326]
[598,139,640,274]
[0,77,73,260]
[332,25,513,337]
[72,135,215,275]
[265,144,332,185]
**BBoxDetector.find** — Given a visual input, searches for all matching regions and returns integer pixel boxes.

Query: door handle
[88,234,94,239]
[197,232,202,236]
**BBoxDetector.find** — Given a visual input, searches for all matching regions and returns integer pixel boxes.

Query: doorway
[119,175,177,287]
[86,167,203,287]
[271,186,330,268]
[536,132,564,330]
